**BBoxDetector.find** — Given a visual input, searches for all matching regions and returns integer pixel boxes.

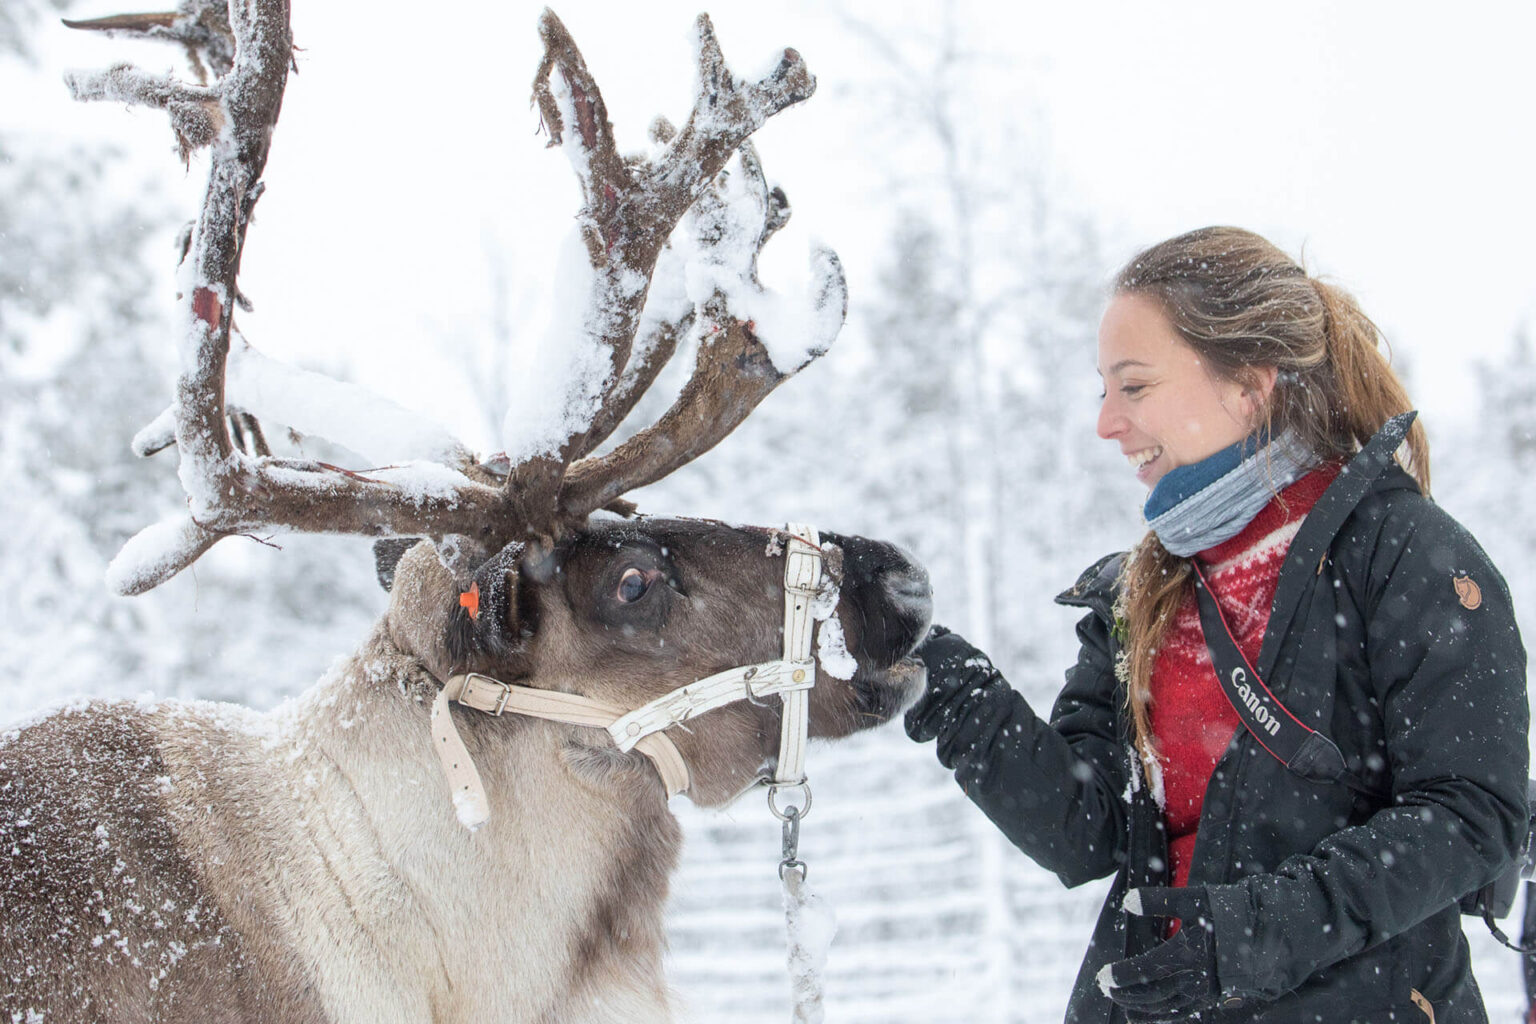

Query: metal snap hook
[778,806,807,881]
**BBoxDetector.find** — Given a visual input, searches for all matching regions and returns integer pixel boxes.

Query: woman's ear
[1244,365,1280,418]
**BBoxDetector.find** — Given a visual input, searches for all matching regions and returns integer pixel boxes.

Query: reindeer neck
[155,622,682,1022]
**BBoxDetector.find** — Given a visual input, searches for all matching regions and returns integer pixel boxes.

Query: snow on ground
[665,727,1532,1022]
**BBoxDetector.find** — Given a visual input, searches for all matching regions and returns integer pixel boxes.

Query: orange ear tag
[459,582,481,620]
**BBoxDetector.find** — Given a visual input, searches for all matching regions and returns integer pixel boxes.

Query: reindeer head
[384,520,931,806]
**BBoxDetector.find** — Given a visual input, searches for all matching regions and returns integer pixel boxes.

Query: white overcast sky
[14,0,1536,445]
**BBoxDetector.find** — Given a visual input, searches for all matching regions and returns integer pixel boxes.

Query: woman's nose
[1096,394,1125,440]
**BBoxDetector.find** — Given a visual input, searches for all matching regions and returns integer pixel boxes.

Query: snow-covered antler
[67,0,507,595]
[521,10,847,532]
[67,3,844,595]
[63,3,237,84]
[559,136,846,520]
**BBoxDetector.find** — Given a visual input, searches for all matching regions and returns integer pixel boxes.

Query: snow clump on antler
[674,144,847,374]
[499,228,618,468]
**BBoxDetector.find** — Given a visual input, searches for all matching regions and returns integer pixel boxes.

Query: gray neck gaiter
[1145,431,1317,557]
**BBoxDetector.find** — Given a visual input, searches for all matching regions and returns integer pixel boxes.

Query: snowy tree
[1477,328,1536,470]
[0,8,185,706]
[0,0,66,62]
[826,3,1142,672]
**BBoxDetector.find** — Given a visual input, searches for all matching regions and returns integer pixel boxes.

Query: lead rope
[776,797,834,1023]
[773,525,834,1023]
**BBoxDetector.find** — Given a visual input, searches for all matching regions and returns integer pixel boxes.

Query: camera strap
[1187,412,1418,799]
[1191,562,1378,799]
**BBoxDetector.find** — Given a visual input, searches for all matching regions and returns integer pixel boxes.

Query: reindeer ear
[373,538,421,593]
[443,594,484,664]
[443,542,528,664]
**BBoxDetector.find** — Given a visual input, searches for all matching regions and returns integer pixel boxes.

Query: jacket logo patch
[1453,575,1482,610]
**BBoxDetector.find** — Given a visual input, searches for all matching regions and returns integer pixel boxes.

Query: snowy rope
[782,866,836,1023]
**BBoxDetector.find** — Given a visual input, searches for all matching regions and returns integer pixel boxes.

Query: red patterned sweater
[1149,466,1340,888]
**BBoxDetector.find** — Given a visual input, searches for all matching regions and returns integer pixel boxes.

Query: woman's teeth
[1128,447,1162,470]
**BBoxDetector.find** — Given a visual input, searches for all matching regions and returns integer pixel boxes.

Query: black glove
[905,626,1004,743]
[1100,886,1222,1023]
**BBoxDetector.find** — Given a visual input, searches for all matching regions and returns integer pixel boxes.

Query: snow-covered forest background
[4,0,1536,1019]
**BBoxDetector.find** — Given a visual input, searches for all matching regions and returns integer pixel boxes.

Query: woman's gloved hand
[1098,886,1223,1023]
[905,625,1006,743]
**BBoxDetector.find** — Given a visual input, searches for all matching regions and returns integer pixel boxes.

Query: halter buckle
[782,529,823,595]
[746,661,816,698]
[460,672,513,716]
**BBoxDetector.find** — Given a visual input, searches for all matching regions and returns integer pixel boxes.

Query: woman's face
[1096,292,1273,490]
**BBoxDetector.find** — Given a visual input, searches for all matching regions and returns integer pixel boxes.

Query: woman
[906,227,1529,1023]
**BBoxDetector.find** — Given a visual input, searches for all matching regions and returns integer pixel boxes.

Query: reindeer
[0,3,932,1021]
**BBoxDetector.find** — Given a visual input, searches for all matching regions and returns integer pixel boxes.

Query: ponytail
[1312,278,1430,493]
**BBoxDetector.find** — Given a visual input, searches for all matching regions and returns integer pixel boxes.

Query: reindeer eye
[616,567,652,603]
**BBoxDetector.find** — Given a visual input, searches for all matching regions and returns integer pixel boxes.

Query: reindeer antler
[522,11,846,533]
[68,4,844,595]
[558,140,846,521]
[68,0,512,594]
[64,2,236,88]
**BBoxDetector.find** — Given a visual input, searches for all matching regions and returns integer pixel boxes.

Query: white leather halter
[430,524,825,829]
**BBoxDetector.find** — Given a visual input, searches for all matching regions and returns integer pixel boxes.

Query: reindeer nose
[880,554,932,616]
[820,533,934,661]
[880,556,933,657]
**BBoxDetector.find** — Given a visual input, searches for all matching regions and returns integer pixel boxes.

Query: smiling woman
[1095,291,1273,489]
[1107,227,1429,754]
[906,226,1529,1024]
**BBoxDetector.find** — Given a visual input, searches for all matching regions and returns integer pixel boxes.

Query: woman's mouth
[1127,446,1163,471]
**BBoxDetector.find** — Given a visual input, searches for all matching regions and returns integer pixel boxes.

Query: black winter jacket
[909,418,1530,1023]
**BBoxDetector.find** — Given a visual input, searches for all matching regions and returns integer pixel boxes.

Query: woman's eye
[616,567,652,603]
[1121,384,1147,397]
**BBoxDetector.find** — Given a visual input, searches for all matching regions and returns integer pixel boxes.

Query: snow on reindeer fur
[810,574,858,681]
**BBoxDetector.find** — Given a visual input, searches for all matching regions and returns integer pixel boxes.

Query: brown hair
[1110,226,1428,763]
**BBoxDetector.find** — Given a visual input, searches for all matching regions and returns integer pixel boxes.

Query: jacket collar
[1255,411,1418,680]
[1055,551,1127,621]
